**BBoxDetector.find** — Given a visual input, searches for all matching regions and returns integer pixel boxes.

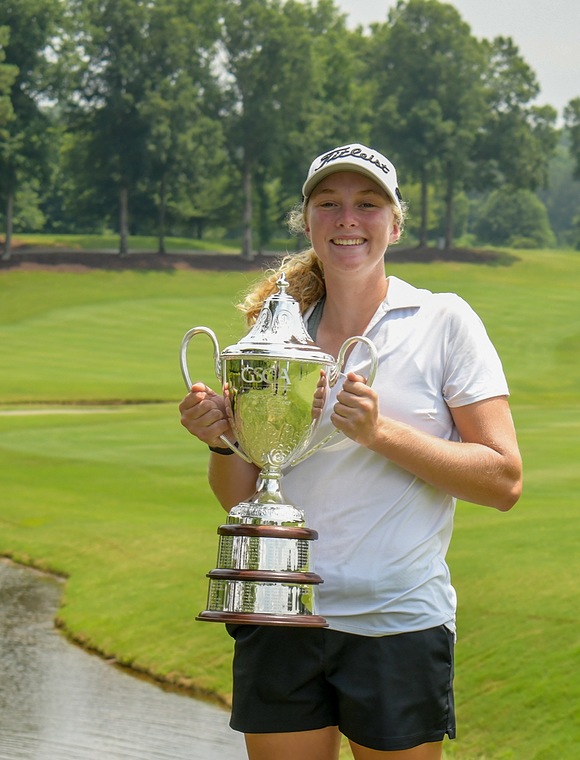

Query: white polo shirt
[281,276,509,636]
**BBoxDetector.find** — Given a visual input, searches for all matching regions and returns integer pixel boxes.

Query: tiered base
[196,611,328,627]
[197,517,327,627]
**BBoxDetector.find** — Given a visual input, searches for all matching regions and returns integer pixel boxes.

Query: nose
[336,204,357,228]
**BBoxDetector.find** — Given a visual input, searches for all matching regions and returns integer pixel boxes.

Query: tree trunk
[241,156,254,261]
[419,172,428,247]
[119,186,129,256]
[444,177,454,251]
[157,174,167,255]
[1,192,14,260]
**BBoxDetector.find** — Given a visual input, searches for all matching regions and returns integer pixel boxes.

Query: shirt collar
[303,276,429,331]
[384,276,430,310]
[363,276,429,335]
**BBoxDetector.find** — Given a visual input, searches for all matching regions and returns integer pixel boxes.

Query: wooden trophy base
[196,610,328,627]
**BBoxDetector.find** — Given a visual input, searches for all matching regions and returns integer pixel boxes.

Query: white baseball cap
[302,143,402,210]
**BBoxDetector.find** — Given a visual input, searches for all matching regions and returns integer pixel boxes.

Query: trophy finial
[239,270,316,347]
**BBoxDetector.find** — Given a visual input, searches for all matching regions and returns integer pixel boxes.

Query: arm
[332,373,523,511]
[179,382,260,511]
[207,451,261,512]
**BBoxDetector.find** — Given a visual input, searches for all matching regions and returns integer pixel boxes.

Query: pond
[0,560,246,760]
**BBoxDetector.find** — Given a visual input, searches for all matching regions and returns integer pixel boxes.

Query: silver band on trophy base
[180,274,378,627]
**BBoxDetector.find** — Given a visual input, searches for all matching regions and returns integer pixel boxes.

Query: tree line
[1,0,580,258]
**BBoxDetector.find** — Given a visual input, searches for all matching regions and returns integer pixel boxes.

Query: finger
[179,387,208,414]
[181,404,229,440]
[186,398,224,423]
[345,371,368,385]
[337,385,366,406]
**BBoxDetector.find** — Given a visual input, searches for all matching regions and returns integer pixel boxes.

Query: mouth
[331,237,366,247]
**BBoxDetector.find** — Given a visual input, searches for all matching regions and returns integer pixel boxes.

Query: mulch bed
[0,245,517,273]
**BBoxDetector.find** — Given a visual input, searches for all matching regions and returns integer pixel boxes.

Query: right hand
[179,382,234,448]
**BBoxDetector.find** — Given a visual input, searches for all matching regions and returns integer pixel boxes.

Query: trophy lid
[221,274,334,363]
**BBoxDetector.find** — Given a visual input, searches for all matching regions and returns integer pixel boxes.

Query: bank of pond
[0,560,245,760]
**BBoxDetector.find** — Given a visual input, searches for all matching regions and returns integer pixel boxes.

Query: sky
[336,0,580,117]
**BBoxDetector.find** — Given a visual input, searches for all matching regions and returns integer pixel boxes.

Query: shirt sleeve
[441,294,509,408]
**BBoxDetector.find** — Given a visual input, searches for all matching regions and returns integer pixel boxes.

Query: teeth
[333,238,365,246]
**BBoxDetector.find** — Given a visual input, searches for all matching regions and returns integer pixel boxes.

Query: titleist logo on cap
[315,146,392,176]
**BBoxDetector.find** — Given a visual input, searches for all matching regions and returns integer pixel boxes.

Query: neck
[316,276,388,354]
[327,273,387,320]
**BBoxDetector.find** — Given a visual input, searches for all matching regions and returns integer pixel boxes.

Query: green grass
[9,232,296,254]
[0,268,253,402]
[9,232,241,253]
[1,248,579,757]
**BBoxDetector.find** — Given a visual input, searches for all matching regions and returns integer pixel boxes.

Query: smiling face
[304,171,400,281]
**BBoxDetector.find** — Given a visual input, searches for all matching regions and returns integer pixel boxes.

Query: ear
[302,204,311,240]
[390,224,401,244]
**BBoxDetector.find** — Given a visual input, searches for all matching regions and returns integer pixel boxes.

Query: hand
[311,370,328,421]
[179,382,235,448]
[331,371,379,447]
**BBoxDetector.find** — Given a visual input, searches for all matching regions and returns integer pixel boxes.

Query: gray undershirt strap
[306,295,326,341]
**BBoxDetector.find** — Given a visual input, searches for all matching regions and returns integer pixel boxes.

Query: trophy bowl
[181,275,377,626]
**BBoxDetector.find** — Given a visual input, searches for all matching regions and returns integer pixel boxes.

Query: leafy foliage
[0,0,63,255]
[0,26,17,126]
[564,97,580,180]
[0,0,576,252]
[474,188,556,248]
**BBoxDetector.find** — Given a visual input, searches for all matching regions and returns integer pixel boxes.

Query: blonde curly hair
[237,196,406,325]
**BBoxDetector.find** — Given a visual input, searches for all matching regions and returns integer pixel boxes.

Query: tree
[564,98,580,180]
[221,0,299,259]
[62,0,224,254]
[63,0,155,254]
[537,135,580,247]
[219,0,374,258]
[369,0,487,249]
[137,0,225,252]
[140,78,230,251]
[0,27,17,127]
[0,0,61,258]
[564,98,580,248]
[475,37,558,193]
[474,188,555,249]
[278,1,373,213]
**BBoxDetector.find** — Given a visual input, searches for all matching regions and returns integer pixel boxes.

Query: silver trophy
[180,275,377,627]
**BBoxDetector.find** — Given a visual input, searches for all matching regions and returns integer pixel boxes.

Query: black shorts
[226,624,456,752]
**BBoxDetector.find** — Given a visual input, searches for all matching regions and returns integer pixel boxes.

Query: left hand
[331,371,379,446]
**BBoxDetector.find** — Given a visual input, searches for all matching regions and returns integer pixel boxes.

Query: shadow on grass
[389,246,520,267]
[0,246,520,272]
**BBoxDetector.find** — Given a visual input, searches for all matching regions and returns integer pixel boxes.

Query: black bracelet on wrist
[208,444,235,455]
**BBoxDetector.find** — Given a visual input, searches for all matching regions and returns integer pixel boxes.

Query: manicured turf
[1,249,578,758]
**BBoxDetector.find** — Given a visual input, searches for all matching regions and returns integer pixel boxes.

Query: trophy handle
[331,335,378,388]
[290,335,378,465]
[180,326,252,462]
[180,326,222,388]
